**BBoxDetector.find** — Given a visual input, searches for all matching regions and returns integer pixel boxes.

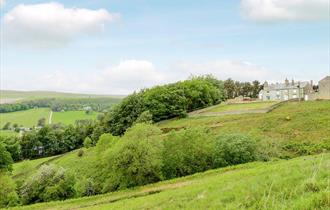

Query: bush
[102,124,163,192]
[134,110,153,124]
[83,137,92,148]
[20,164,76,204]
[0,143,13,172]
[77,149,84,157]
[162,127,214,179]
[75,177,97,197]
[96,133,119,154]
[0,174,19,208]
[212,134,257,168]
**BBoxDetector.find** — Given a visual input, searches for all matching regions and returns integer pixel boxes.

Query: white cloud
[241,0,329,22]
[1,2,119,48]
[0,0,5,7]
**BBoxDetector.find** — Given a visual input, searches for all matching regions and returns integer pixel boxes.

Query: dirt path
[48,110,53,124]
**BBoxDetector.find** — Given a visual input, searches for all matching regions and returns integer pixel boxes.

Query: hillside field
[52,111,100,125]
[10,153,330,210]
[0,108,50,128]
[6,100,330,209]
[200,101,277,113]
[0,109,101,128]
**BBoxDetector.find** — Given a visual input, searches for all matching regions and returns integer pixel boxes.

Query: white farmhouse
[259,79,314,101]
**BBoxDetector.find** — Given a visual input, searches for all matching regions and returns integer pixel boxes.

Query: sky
[0,0,329,95]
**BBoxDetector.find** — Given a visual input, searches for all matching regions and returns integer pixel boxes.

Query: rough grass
[159,101,330,157]
[0,108,50,128]
[0,130,18,137]
[10,153,330,210]
[201,101,277,113]
[52,111,100,125]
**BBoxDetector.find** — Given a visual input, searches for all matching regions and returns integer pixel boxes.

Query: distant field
[11,153,330,210]
[52,111,100,125]
[203,101,277,113]
[0,108,50,128]
[0,129,17,137]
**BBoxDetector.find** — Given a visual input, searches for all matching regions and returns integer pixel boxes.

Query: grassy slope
[0,130,18,137]
[159,101,330,146]
[0,108,50,128]
[204,101,277,113]
[10,153,330,210]
[52,111,100,125]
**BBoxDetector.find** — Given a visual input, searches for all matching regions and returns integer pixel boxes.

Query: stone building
[259,78,313,101]
[317,76,330,99]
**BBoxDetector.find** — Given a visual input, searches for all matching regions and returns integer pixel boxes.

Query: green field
[11,153,330,210]
[52,111,100,125]
[0,108,50,128]
[202,101,277,113]
[7,100,330,209]
[0,130,18,137]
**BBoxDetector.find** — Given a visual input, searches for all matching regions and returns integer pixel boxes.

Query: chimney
[285,78,289,86]
[291,79,294,85]
[310,80,313,86]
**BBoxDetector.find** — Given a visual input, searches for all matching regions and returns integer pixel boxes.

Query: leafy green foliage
[20,164,76,204]
[213,134,257,167]
[83,137,92,148]
[134,110,153,124]
[162,127,214,179]
[0,143,13,172]
[103,76,225,136]
[102,124,163,192]
[0,174,19,208]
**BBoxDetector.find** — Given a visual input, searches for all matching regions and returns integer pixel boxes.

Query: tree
[20,164,76,204]
[224,79,236,99]
[0,143,13,172]
[134,110,153,124]
[37,118,46,127]
[83,137,92,148]
[213,134,257,168]
[0,174,19,208]
[102,124,163,192]
[2,122,11,130]
[162,127,214,179]
[252,80,262,98]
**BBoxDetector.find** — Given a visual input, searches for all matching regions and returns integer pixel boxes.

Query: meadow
[10,153,329,210]
[200,101,277,113]
[52,111,101,125]
[0,108,50,128]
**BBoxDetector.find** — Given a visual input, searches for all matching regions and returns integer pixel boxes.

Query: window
[293,89,297,93]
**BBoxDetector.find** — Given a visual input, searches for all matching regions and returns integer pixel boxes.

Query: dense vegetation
[101,76,226,135]
[11,154,328,210]
[0,97,121,113]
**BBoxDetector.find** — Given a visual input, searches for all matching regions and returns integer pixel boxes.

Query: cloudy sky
[0,0,329,94]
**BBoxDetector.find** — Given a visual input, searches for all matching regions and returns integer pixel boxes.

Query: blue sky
[0,0,329,94]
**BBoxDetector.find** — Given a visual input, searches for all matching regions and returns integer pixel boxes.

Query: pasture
[52,111,101,125]
[0,108,50,128]
[11,153,329,210]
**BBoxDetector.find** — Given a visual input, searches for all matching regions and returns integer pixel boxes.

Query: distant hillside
[0,90,125,104]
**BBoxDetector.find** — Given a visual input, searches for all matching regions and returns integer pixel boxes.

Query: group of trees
[101,76,226,136]
[224,79,263,99]
[1,119,103,161]
[0,97,120,113]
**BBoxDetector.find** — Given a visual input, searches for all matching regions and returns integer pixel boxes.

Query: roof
[265,81,309,91]
[319,76,330,82]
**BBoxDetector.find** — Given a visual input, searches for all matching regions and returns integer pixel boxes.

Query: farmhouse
[259,79,313,101]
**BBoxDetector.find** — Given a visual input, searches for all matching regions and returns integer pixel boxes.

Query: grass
[203,101,277,113]
[159,101,330,154]
[0,130,18,137]
[10,153,330,210]
[52,111,100,125]
[0,108,50,128]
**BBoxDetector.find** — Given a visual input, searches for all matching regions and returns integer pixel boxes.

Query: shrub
[83,137,92,148]
[0,143,13,172]
[77,149,84,157]
[20,164,76,204]
[102,124,163,192]
[0,174,19,208]
[162,127,214,179]
[96,133,119,154]
[212,134,257,168]
[75,177,97,197]
[134,110,153,124]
